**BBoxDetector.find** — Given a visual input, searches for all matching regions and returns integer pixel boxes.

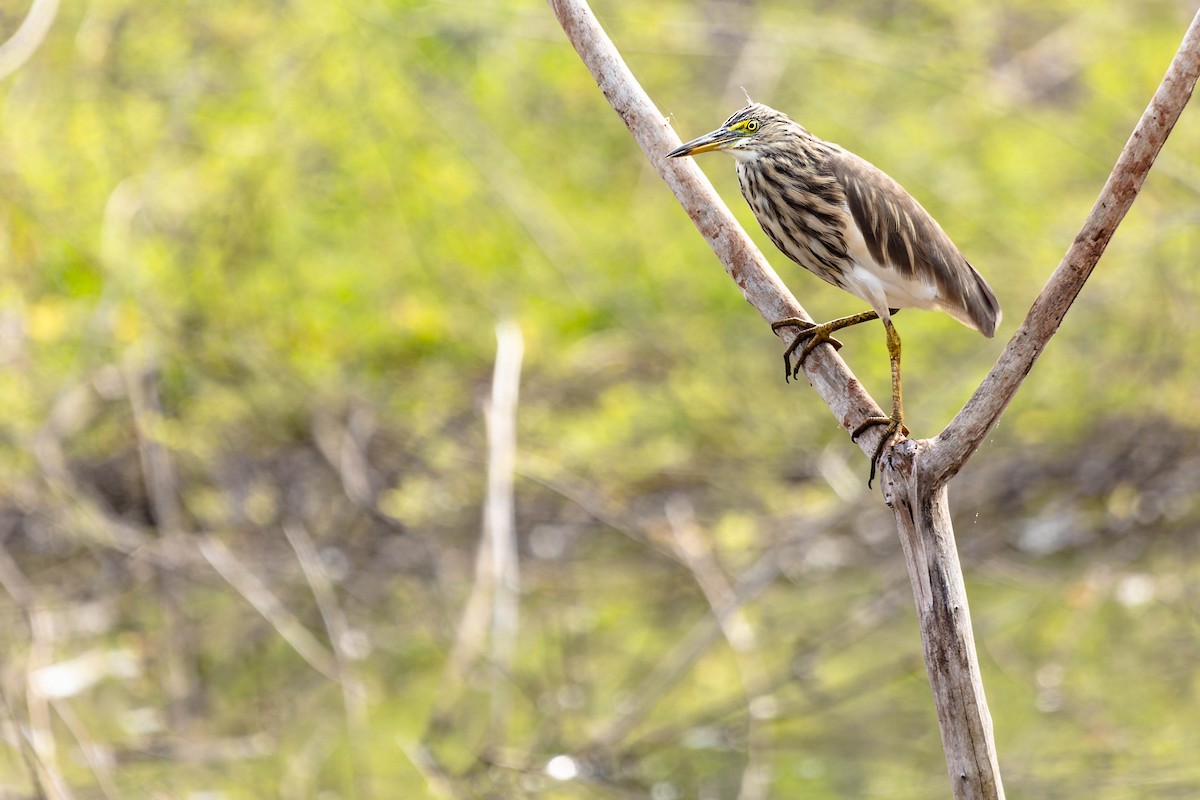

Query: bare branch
[923,9,1200,485]
[887,471,1003,798]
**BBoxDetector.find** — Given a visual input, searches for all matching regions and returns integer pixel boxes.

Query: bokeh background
[2,0,1200,797]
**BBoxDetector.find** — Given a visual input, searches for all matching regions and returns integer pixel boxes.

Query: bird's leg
[850,317,909,487]
[770,309,881,382]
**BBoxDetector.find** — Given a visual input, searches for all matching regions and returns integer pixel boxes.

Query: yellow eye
[745,119,760,132]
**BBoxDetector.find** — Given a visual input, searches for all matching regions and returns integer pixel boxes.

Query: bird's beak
[666,127,739,158]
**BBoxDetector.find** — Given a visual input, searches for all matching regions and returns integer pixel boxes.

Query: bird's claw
[771,319,844,382]
[850,415,908,488]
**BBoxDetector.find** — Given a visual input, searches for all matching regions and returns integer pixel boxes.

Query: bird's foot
[850,415,909,488]
[770,317,845,382]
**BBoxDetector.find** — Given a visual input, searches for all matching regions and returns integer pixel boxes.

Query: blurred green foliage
[1,0,1200,797]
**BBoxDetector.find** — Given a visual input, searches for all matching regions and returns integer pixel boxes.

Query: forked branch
[547,1,1199,798]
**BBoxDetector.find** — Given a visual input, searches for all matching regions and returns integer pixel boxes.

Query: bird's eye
[745,119,760,132]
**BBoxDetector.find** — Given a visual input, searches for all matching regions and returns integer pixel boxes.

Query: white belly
[840,212,942,317]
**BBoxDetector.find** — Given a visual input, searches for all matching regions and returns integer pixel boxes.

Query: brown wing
[829,148,1001,337]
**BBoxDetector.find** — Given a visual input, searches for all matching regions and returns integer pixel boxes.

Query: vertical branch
[483,319,523,722]
[886,454,1003,799]
[442,319,524,726]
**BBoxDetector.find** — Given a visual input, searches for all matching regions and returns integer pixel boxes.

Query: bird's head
[667,103,798,163]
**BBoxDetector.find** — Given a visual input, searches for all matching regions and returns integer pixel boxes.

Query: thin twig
[198,535,339,680]
[312,403,378,507]
[282,521,370,796]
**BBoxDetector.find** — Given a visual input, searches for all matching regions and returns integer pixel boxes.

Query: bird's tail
[941,261,1001,337]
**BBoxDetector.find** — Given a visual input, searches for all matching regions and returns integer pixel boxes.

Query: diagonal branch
[923,9,1200,485]
[546,0,893,461]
